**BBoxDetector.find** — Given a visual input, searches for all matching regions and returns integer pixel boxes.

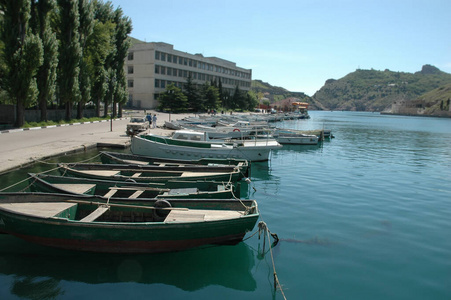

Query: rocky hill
[385,82,451,117]
[311,65,451,112]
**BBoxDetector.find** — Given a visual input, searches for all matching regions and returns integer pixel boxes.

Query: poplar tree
[32,0,58,122]
[91,0,115,118]
[0,0,43,127]
[57,0,82,120]
[86,16,114,117]
[77,0,94,119]
[111,7,132,118]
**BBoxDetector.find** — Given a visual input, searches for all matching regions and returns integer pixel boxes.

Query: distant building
[125,42,252,109]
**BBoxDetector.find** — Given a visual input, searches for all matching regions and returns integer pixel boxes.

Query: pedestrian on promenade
[152,114,157,128]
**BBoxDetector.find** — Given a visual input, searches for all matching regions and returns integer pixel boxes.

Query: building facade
[125,42,252,109]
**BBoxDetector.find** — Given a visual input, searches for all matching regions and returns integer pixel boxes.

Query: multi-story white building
[125,42,252,109]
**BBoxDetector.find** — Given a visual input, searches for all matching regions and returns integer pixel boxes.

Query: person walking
[152,114,157,128]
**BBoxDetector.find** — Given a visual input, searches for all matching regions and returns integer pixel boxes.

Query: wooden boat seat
[164,209,244,223]
[129,190,144,198]
[123,159,147,165]
[78,170,120,176]
[103,189,118,198]
[179,171,222,177]
[53,183,96,194]
[162,188,198,195]
[0,202,77,218]
[80,205,109,222]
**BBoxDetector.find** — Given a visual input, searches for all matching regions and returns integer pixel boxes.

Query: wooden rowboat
[0,192,259,253]
[28,173,241,199]
[58,163,244,183]
[100,151,250,178]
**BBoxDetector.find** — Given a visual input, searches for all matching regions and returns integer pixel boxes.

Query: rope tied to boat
[257,221,285,299]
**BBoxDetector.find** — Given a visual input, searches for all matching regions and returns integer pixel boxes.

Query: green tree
[202,83,220,111]
[57,0,82,120]
[230,86,241,110]
[0,0,43,127]
[158,83,188,113]
[218,79,224,107]
[31,0,58,122]
[77,0,94,119]
[183,75,201,112]
[245,92,258,111]
[111,6,132,118]
[93,0,117,118]
[88,0,115,117]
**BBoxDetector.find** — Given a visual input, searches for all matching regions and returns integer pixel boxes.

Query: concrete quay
[0,111,194,175]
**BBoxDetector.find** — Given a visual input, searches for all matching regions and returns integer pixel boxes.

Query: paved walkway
[0,111,195,174]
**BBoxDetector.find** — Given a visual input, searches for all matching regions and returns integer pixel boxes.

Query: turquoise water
[0,111,450,299]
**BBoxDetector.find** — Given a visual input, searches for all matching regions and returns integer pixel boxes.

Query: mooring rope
[0,153,102,192]
[258,221,286,299]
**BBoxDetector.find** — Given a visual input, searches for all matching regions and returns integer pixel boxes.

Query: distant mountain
[312,65,451,113]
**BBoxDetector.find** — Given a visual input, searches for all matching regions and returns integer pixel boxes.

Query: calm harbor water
[0,111,450,299]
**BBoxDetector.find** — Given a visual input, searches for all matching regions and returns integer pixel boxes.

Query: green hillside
[312,65,451,112]
[251,79,317,107]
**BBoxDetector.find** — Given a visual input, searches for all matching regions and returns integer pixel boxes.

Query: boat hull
[131,135,280,162]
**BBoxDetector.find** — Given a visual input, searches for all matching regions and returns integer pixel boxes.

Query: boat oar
[65,199,189,211]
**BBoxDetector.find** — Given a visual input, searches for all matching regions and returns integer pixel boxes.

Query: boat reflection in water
[0,234,257,298]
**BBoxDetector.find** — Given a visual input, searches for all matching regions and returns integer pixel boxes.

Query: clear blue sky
[109,0,451,96]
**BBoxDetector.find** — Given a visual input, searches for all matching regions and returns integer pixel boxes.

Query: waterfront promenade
[0,111,193,175]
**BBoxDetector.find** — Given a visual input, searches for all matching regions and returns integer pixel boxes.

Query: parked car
[126,116,150,136]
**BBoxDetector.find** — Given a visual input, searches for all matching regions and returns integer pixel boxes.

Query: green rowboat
[28,173,241,199]
[0,193,259,253]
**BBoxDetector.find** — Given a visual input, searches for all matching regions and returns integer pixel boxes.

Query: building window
[155,65,159,74]
[173,55,177,63]
[161,52,166,61]
[189,59,192,67]
[178,57,183,64]
[161,80,166,88]
[178,69,183,77]
[184,70,188,77]
[167,67,172,76]
[128,80,134,88]
[155,51,160,60]
[128,66,134,74]
[168,54,172,62]
[128,52,134,60]
[155,79,160,88]
[161,66,166,75]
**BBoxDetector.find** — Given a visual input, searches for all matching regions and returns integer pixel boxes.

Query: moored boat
[273,129,319,145]
[131,130,282,162]
[99,151,250,177]
[28,173,241,199]
[0,192,259,253]
[58,163,244,183]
